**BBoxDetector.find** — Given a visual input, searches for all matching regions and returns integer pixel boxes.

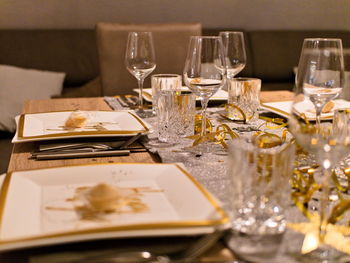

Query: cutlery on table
[31,133,144,160]
[38,133,143,152]
[116,96,129,107]
[32,149,131,160]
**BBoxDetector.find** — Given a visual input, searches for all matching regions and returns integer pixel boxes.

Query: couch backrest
[0,29,99,87]
[249,30,350,83]
[96,23,202,96]
[1,29,349,95]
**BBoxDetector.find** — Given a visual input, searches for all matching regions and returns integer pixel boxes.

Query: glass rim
[304,38,342,42]
[233,77,261,81]
[128,31,153,35]
[190,36,221,40]
[151,74,181,78]
[219,31,244,35]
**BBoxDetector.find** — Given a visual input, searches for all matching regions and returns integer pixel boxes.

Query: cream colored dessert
[84,183,126,212]
[65,111,88,128]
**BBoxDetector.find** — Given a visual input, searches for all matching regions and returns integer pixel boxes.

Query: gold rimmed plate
[12,111,152,143]
[261,99,350,120]
[0,163,229,251]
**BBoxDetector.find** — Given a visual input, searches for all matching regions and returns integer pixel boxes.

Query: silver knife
[34,149,130,160]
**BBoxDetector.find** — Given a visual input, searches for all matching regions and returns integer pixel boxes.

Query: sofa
[0,28,349,173]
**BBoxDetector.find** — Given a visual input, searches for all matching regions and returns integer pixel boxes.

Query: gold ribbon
[224,104,248,123]
[290,163,350,255]
[188,115,239,148]
[251,131,287,148]
[187,123,239,148]
[288,213,350,255]
[194,114,213,134]
[259,116,288,130]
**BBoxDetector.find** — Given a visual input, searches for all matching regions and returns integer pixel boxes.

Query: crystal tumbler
[226,138,295,262]
[227,77,261,123]
[156,90,195,143]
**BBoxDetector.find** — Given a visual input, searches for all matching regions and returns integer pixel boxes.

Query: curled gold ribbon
[194,114,213,134]
[188,117,239,148]
[252,131,283,148]
[224,104,248,123]
[259,116,288,130]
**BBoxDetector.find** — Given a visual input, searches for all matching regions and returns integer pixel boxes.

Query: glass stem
[137,78,145,110]
[200,97,209,137]
[319,158,331,241]
[315,104,323,131]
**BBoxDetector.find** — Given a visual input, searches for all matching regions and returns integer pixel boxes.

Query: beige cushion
[96,23,202,96]
[0,65,65,132]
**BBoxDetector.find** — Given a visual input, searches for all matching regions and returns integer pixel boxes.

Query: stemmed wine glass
[289,38,349,262]
[125,32,156,118]
[183,36,226,150]
[219,31,246,80]
[296,38,344,129]
[219,32,247,122]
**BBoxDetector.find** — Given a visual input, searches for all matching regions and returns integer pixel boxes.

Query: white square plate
[261,99,350,120]
[12,111,152,143]
[134,87,228,102]
[0,163,229,251]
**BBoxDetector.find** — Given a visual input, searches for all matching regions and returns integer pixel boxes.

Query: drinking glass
[296,38,344,129]
[157,90,196,144]
[226,138,295,262]
[151,74,182,114]
[183,36,226,142]
[288,39,350,261]
[227,77,261,123]
[219,31,246,80]
[125,32,156,118]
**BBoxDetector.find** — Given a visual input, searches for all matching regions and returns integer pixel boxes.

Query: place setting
[9,108,153,160]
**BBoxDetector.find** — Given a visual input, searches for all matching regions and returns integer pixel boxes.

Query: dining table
[1,90,294,263]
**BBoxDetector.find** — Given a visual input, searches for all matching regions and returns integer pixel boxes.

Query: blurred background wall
[0,0,349,30]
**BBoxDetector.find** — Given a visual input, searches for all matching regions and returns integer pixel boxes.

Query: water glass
[226,138,295,262]
[157,90,195,143]
[151,74,182,114]
[227,77,261,123]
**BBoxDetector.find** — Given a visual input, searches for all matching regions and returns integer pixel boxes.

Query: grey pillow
[0,65,65,132]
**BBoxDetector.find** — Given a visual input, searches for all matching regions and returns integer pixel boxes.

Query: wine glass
[296,38,344,129]
[125,32,156,118]
[219,32,247,122]
[219,31,246,80]
[183,36,226,148]
[289,38,350,261]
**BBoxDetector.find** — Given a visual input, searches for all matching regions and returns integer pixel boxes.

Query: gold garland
[290,160,350,254]
[288,213,350,255]
[188,116,239,148]
[187,111,291,150]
